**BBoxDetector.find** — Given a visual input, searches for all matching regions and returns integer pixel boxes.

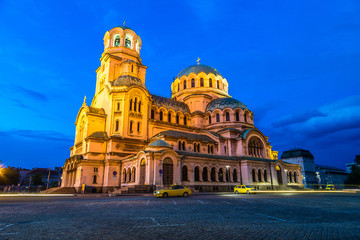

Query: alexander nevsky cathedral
[61,26,303,193]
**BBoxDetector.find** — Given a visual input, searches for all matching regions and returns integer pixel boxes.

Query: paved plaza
[0,192,359,239]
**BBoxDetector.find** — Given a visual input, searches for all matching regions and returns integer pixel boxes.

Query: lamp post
[226,166,230,191]
[46,168,51,192]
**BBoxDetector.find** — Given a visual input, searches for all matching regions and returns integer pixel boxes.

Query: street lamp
[226,166,230,191]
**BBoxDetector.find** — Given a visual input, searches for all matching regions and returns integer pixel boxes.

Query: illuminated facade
[62,26,303,192]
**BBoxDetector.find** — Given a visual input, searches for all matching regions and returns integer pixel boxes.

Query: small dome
[111,75,146,88]
[149,140,171,147]
[206,98,248,112]
[281,149,314,159]
[176,64,222,78]
[114,25,133,31]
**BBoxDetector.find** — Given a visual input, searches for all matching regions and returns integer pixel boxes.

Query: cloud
[273,109,326,127]
[0,129,73,143]
[15,86,48,102]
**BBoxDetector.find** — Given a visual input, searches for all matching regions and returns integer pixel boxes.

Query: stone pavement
[0,192,359,239]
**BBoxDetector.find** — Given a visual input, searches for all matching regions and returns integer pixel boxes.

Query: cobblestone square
[0,192,359,239]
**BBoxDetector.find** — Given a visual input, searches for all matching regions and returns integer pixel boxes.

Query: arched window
[117,102,120,110]
[184,116,187,125]
[123,168,127,183]
[224,146,227,154]
[151,109,155,119]
[127,168,131,182]
[138,101,141,112]
[202,167,208,181]
[209,78,212,87]
[177,83,180,92]
[137,122,141,132]
[244,112,248,123]
[131,65,134,72]
[248,137,264,157]
[289,172,293,183]
[93,175,97,184]
[134,98,137,112]
[264,170,268,182]
[114,35,120,46]
[193,143,197,152]
[178,141,182,150]
[132,167,136,182]
[233,169,238,182]
[194,167,200,181]
[252,169,256,182]
[218,169,224,182]
[182,141,185,150]
[217,80,220,89]
[191,78,195,88]
[211,146,214,154]
[129,99,132,111]
[235,112,240,121]
[226,112,230,121]
[168,113,171,122]
[216,113,220,122]
[130,121,133,132]
[183,80,187,89]
[211,168,216,182]
[226,168,230,182]
[125,37,131,48]
[258,169,262,182]
[200,78,204,87]
[115,120,119,131]
[208,116,211,124]
[208,145,210,153]
[176,115,179,124]
[182,166,188,181]
[160,111,163,121]
[294,172,297,183]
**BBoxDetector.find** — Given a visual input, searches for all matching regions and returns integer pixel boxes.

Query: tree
[355,155,360,165]
[345,165,360,185]
[0,167,20,185]
[32,173,44,185]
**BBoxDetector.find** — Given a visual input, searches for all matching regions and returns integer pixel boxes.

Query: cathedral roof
[281,148,314,159]
[151,94,190,113]
[112,75,146,89]
[155,130,216,143]
[176,64,222,78]
[205,98,248,112]
[114,25,133,31]
[149,140,171,147]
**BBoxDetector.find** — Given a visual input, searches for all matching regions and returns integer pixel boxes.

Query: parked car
[234,185,256,194]
[153,185,191,198]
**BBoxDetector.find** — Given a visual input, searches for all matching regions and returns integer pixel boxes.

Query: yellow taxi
[325,184,335,190]
[234,185,256,194]
[153,185,192,198]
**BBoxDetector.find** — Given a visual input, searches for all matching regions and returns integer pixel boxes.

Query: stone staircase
[41,187,77,194]
[113,185,153,194]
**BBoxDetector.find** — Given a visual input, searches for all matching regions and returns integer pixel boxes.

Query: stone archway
[163,158,173,186]
[139,159,146,185]
[276,165,283,185]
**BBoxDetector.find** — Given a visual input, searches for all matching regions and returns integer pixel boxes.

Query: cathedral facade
[61,26,303,193]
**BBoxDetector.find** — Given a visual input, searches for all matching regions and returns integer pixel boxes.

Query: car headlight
[157,191,160,194]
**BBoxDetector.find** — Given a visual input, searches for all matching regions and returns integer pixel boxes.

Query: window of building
[218,169,224,182]
[94,168,98,172]
[182,166,188,181]
[209,78,212,87]
[151,109,155,119]
[289,172,293,182]
[160,111,163,121]
[211,168,216,182]
[130,121,133,132]
[176,115,179,124]
[183,81,187,89]
[137,122,141,132]
[235,112,240,121]
[129,99,132,111]
[114,35,120,46]
[138,101,141,112]
[233,169,238,182]
[134,98,137,112]
[117,102,120,111]
[191,78,195,88]
[294,172,297,183]
[178,141,182,150]
[202,167,208,181]
[248,137,264,157]
[244,112,248,123]
[216,113,220,122]
[226,112,230,121]
[93,175,97,184]
[224,146,227,154]
[115,120,119,131]
[168,113,171,122]
[208,116,211,124]
[258,169,262,182]
[125,38,131,48]
[182,141,185,150]
[217,80,220,89]
[264,170,267,182]
[184,116,187,125]
[194,167,200,181]
[226,168,230,182]
[131,65,134,72]
[252,169,256,182]
[200,78,204,87]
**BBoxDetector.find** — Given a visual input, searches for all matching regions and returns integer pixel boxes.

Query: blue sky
[0,0,359,169]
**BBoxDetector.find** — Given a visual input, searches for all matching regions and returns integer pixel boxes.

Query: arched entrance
[162,158,173,186]
[140,159,146,185]
[276,165,283,185]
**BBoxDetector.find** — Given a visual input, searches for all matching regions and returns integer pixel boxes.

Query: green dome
[206,98,248,112]
[176,64,222,78]
[149,140,170,147]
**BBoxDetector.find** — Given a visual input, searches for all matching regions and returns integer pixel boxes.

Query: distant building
[22,168,62,187]
[281,149,318,188]
[345,155,360,173]
[314,164,348,188]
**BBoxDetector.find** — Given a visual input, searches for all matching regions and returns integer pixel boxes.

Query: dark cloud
[15,86,48,102]
[0,129,73,143]
[273,110,326,127]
